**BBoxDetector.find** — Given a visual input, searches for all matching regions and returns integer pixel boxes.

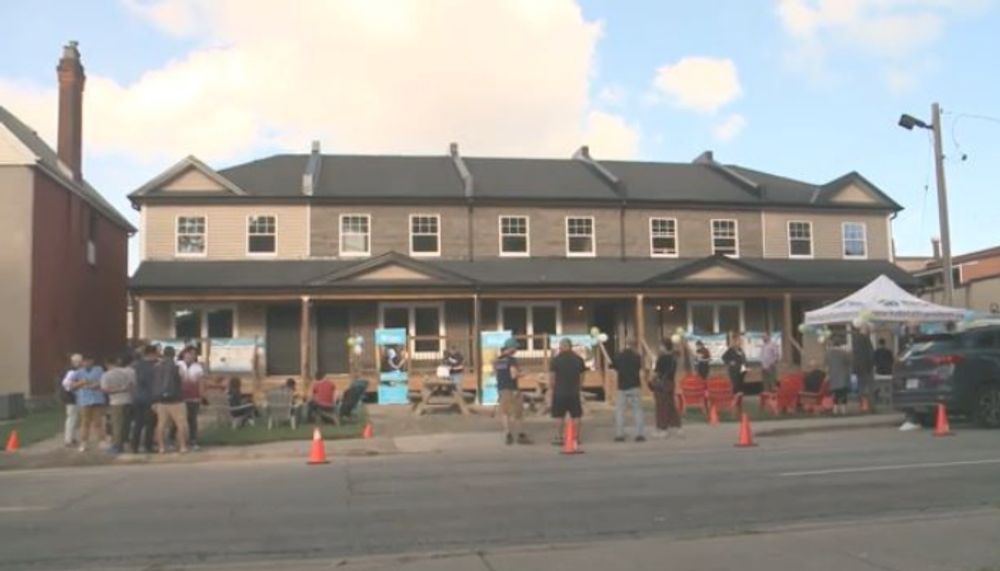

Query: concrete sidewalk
[101,508,1000,571]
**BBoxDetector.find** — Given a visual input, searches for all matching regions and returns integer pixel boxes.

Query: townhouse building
[129,142,913,396]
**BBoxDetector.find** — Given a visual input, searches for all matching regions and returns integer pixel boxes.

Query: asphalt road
[1,427,999,570]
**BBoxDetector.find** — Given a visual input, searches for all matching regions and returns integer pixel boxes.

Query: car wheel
[973,384,1000,428]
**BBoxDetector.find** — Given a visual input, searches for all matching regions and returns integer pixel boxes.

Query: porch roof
[130,254,917,292]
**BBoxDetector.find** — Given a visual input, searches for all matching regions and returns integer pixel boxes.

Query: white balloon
[598,333,609,343]
[670,334,682,344]
[352,344,363,356]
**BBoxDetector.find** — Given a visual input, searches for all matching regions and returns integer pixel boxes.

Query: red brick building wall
[29,170,128,396]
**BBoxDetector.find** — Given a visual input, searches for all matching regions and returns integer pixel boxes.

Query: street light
[898,103,954,306]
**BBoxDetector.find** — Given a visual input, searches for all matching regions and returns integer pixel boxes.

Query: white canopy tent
[803,275,965,326]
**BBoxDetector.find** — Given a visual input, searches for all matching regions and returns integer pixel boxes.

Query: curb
[756,419,899,438]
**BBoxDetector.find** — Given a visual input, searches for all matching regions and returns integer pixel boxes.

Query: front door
[266,305,300,376]
[316,305,350,375]
[593,302,619,356]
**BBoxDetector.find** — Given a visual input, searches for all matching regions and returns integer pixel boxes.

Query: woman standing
[652,339,681,438]
[826,335,852,415]
[721,333,747,395]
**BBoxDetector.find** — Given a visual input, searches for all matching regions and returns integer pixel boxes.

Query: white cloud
[0,0,639,165]
[596,84,627,107]
[651,56,742,114]
[712,113,747,142]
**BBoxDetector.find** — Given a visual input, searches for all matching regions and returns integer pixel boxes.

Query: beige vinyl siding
[143,205,309,260]
[762,211,890,260]
[623,209,762,258]
[311,205,469,259]
[0,166,33,394]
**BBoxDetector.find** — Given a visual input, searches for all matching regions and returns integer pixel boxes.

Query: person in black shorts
[549,338,586,446]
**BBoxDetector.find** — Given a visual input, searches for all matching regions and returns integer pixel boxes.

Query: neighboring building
[0,42,134,401]
[903,239,1000,315]
[129,143,913,393]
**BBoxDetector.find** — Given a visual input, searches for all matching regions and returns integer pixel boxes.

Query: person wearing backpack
[153,346,188,454]
[59,353,83,448]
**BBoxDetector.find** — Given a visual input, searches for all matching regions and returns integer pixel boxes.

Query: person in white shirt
[180,347,205,449]
[759,334,781,391]
[60,353,83,448]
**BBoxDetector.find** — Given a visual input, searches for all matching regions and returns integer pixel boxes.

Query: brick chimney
[57,41,85,182]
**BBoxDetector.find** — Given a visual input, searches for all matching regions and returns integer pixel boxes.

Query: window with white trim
[711,219,738,257]
[650,217,678,257]
[247,215,276,254]
[843,222,867,258]
[176,216,206,255]
[410,214,440,256]
[340,214,370,256]
[173,306,235,339]
[566,216,595,257]
[499,302,561,353]
[499,216,529,256]
[379,303,444,358]
[688,301,744,336]
[787,221,813,258]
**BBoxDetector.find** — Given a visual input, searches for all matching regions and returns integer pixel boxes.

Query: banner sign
[375,328,409,405]
[684,332,782,365]
[479,330,512,405]
[548,334,597,370]
[207,338,258,373]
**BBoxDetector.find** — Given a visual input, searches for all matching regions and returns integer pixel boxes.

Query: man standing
[153,346,188,454]
[131,345,159,453]
[100,353,135,455]
[71,355,106,452]
[852,326,876,410]
[874,339,894,376]
[550,338,586,447]
[180,348,205,450]
[759,333,781,391]
[494,338,530,445]
[612,338,645,443]
[60,353,83,448]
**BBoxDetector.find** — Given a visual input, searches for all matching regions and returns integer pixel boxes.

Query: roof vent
[302,140,322,196]
[693,150,714,164]
[572,145,623,196]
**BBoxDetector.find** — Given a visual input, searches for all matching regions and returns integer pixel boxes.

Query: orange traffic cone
[560,419,583,455]
[4,430,18,452]
[708,404,720,426]
[933,403,954,437]
[362,422,373,439]
[860,396,871,414]
[734,413,757,448]
[307,427,330,464]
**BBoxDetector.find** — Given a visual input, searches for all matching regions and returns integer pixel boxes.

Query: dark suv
[893,325,1000,427]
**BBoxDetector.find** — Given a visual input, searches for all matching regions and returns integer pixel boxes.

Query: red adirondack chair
[706,377,742,418]
[759,372,803,415]
[677,375,708,417]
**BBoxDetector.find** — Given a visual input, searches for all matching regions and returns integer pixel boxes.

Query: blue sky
[1,0,998,267]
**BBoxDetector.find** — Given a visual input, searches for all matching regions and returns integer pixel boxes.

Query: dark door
[593,302,619,356]
[317,305,350,375]
[266,305,300,376]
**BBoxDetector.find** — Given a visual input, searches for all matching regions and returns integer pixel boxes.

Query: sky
[1,0,998,270]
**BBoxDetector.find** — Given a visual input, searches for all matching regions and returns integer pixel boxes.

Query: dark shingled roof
[318,156,465,199]
[218,155,307,197]
[603,161,757,203]
[462,158,616,201]
[131,256,916,291]
[0,106,134,231]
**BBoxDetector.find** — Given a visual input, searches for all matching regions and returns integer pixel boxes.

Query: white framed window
[379,302,445,360]
[565,216,595,257]
[176,216,206,256]
[499,215,530,256]
[787,220,813,258]
[246,214,277,255]
[842,222,868,259]
[711,219,739,257]
[339,214,370,257]
[649,217,678,257]
[687,301,745,336]
[409,214,440,256]
[498,301,562,356]
[172,304,237,340]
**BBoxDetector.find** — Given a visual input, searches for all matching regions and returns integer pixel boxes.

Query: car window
[903,336,958,358]
[963,331,1000,350]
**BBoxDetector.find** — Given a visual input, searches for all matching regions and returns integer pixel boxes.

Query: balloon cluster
[346,335,365,356]
[798,322,833,344]
[670,326,685,346]
[589,326,609,345]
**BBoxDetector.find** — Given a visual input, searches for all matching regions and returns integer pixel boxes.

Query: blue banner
[376,328,409,404]
[480,331,512,405]
[375,328,407,346]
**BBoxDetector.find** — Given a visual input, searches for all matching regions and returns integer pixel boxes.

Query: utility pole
[930,102,954,306]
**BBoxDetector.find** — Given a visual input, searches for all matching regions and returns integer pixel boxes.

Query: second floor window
[176,216,206,255]
[247,215,276,254]
[410,214,440,256]
[788,221,813,258]
[843,222,867,258]
[340,214,370,256]
[650,217,678,257]
[499,216,529,256]
[566,216,595,257]
[711,219,738,257]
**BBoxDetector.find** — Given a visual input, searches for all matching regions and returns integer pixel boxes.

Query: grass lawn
[198,409,367,446]
[1,407,63,449]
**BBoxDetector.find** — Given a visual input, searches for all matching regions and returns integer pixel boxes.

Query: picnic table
[523,374,597,416]
[412,376,470,416]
